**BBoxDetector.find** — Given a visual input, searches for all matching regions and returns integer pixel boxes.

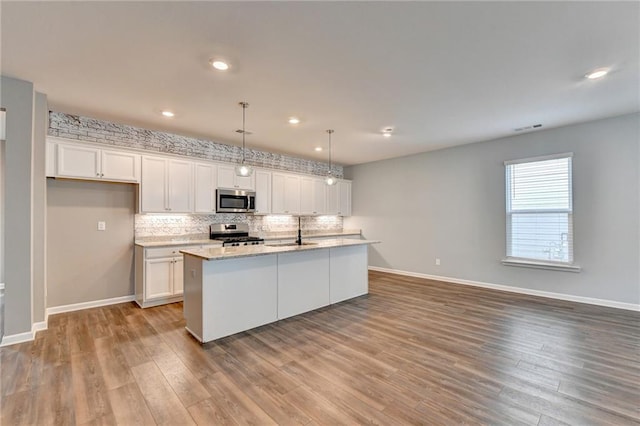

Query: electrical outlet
[191,270,196,278]
[97,221,106,231]
[435,258,441,266]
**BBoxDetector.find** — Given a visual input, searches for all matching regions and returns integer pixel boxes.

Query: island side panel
[277,248,330,320]
[183,253,204,341]
[330,244,369,304]
[202,254,278,342]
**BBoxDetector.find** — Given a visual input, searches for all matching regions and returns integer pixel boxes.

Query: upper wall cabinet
[51,140,140,183]
[272,173,301,215]
[141,156,193,213]
[300,177,327,216]
[217,164,255,191]
[254,170,272,215]
[326,179,352,216]
[194,162,217,213]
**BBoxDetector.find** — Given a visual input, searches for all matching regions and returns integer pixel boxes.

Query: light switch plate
[97,221,106,231]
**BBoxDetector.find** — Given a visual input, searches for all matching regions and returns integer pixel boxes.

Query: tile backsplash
[48,111,345,239]
[135,214,343,238]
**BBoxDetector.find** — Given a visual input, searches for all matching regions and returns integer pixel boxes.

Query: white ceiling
[2,2,638,166]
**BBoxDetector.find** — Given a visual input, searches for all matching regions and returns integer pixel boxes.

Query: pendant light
[325,129,337,186]
[235,101,253,177]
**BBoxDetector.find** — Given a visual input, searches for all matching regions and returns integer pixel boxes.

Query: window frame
[502,152,581,272]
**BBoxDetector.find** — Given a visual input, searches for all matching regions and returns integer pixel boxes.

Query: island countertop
[180,238,380,261]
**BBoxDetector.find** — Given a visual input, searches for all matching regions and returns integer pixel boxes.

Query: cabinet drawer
[145,247,183,259]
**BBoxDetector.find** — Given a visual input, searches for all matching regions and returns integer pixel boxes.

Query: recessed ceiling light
[383,133,392,138]
[382,127,393,137]
[288,117,300,125]
[210,60,229,71]
[585,67,609,79]
[314,147,323,152]
[161,110,175,118]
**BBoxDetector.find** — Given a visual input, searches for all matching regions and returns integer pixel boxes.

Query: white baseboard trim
[1,330,35,347]
[46,295,136,316]
[369,266,640,312]
[0,320,49,348]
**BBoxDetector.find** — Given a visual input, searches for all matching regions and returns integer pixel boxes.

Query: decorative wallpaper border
[48,112,343,178]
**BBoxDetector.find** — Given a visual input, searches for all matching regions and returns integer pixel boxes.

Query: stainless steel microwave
[216,189,256,213]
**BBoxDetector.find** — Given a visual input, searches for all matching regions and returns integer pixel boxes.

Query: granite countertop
[180,238,379,261]
[135,229,361,247]
[255,229,361,240]
[135,238,221,248]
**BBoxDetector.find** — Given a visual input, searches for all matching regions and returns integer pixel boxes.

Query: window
[504,153,578,271]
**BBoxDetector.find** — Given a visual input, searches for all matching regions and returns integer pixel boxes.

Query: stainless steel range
[210,223,264,247]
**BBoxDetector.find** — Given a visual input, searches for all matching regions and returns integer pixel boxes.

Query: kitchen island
[180,238,379,343]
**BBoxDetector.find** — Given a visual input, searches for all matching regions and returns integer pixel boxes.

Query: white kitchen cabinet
[183,254,278,342]
[272,173,300,215]
[135,243,221,308]
[326,179,352,216]
[173,257,184,295]
[145,258,173,300]
[330,245,368,303]
[277,249,331,320]
[338,180,352,216]
[55,142,140,182]
[254,170,272,215]
[57,143,100,178]
[217,164,255,190]
[141,156,193,213]
[300,177,326,215]
[101,150,141,182]
[194,162,217,213]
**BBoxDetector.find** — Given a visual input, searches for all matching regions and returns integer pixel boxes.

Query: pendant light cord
[240,101,249,164]
[327,129,334,175]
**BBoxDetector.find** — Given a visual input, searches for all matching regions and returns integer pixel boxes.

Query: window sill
[501,258,582,273]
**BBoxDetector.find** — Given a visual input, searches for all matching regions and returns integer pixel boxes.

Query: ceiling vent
[514,124,542,132]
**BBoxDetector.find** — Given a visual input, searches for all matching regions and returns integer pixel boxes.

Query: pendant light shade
[325,129,337,186]
[235,101,253,177]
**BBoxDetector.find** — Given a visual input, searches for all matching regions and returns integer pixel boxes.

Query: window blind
[505,154,573,264]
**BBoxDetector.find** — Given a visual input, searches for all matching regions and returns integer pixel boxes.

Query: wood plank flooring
[2,271,639,425]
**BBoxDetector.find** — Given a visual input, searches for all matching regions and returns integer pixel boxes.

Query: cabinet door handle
[96,173,100,176]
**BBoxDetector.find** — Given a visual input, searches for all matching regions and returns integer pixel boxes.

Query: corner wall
[1,76,34,335]
[345,114,640,306]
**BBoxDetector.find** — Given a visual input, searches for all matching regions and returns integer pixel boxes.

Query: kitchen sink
[266,241,319,247]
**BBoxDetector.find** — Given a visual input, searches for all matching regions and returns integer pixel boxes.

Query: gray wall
[1,76,34,335]
[47,180,135,307]
[32,93,48,323]
[345,113,639,305]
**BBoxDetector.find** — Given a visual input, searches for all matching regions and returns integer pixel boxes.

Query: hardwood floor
[2,271,639,425]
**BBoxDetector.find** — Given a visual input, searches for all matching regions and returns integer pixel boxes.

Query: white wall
[345,113,639,306]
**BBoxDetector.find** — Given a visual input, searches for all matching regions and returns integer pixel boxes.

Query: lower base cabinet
[277,250,330,319]
[135,243,217,308]
[184,254,279,343]
[144,257,183,299]
[183,243,370,342]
